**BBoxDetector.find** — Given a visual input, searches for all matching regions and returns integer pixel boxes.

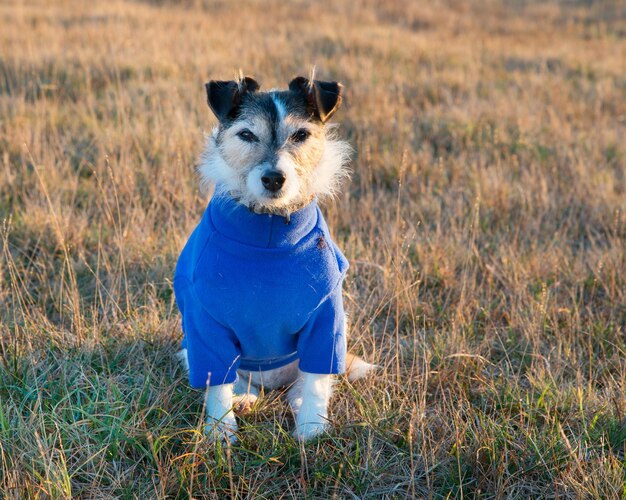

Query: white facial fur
[198,95,351,214]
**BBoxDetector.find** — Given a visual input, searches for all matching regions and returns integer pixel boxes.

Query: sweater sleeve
[296,284,347,375]
[175,277,241,388]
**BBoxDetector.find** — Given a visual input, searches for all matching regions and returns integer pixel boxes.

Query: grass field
[1,0,625,497]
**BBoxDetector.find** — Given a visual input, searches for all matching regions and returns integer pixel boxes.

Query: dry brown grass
[1,0,625,497]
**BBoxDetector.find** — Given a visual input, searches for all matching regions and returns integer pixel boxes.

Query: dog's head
[198,75,351,215]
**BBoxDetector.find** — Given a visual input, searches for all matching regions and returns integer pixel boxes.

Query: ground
[0,0,624,497]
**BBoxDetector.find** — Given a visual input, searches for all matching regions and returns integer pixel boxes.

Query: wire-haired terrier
[174,73,375,442]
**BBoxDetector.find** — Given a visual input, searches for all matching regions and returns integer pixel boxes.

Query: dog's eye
[290,128,310,143]
[237,129,258,143]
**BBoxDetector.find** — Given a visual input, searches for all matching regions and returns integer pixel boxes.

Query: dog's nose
[261,171,286,192]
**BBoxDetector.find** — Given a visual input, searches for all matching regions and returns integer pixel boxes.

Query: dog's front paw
[294,401,328,441]
[205,416,238,444]
[293,415,328,441]
[292,372,332,441]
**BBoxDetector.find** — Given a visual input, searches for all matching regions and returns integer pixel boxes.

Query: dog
[174,74,375,442]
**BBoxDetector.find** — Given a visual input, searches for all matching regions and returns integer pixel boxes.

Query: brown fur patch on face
[217,116,272,179]
[277,116,326,200]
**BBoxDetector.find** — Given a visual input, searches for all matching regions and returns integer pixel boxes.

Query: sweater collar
[206,194,319,249]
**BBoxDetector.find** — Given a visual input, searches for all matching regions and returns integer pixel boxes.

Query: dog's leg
[286,376,304,415]
[292,371,332,441]
[205,383,238,443]
[179,349,238,442]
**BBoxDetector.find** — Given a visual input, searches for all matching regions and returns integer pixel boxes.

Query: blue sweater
[174,195,349,388]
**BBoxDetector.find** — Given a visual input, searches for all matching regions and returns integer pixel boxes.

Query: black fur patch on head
[236,93,279,123]
[273,90,310,120]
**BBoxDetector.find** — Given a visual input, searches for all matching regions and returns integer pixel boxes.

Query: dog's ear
[205,77,260,123]
[289,76,343,123]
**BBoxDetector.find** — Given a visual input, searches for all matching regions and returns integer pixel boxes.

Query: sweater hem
[239,351,299,372]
